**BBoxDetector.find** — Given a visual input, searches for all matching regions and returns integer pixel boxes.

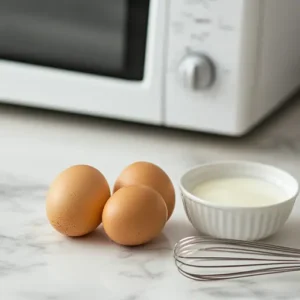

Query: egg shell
[103,185,168,246]
[46,164,110,237]
[113,161,175,220]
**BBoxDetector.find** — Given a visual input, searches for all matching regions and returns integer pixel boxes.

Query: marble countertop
[1,99,300,300]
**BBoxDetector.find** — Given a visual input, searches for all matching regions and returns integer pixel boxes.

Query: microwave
[1,0,300,136]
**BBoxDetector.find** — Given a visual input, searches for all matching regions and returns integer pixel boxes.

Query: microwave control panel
[164,0,257,134]
[166,0,243,91]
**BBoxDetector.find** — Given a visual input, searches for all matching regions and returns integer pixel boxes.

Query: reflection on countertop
[0,97,300,300]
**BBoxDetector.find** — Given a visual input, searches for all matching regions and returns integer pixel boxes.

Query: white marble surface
[1,99,300,300]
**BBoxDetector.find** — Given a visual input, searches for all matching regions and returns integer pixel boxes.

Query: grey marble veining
[1,98,300,299]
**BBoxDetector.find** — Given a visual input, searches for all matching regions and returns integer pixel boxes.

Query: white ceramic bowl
[180,161,299,241]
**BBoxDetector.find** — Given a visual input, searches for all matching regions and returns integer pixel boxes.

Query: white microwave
[1,0,300,136]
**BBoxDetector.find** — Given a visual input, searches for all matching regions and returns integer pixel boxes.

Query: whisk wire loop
[174,236,300,281]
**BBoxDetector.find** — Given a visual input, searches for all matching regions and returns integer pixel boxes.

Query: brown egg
[114,161,175,220]
[103,185,167,246]
[46,164,110,237]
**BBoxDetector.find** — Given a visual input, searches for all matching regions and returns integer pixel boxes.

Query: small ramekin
[180,160,299,241]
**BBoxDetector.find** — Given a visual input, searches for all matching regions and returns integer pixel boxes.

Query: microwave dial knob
[178,54,215,90]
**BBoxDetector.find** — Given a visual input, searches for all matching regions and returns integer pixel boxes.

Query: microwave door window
[0,0,149,80]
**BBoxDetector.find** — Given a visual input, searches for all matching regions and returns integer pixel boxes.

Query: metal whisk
[173,236,300,281]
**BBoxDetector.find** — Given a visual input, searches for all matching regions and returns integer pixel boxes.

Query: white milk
[192,177,287,207]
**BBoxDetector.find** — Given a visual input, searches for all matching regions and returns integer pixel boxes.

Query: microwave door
[0,0,165,124]
[0,0,148,80]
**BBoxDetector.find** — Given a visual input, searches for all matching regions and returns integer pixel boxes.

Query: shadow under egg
[66,226,113,247]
